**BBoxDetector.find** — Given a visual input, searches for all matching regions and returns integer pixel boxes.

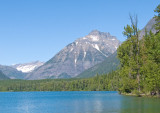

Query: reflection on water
[0,91,160,113]
[120,96,160,113]
[16,93,35,113]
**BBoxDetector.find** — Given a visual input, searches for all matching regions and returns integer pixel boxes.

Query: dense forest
[0,5,159,97]
[0,71,118,91]
[117,4,160,96]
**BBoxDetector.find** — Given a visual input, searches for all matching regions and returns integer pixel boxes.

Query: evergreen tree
[154,4,160,31]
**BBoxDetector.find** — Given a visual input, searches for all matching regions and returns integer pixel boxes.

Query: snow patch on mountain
[16,65,37,73]
[12,61,44,73]
[92,44,108,57]
[84,51,86,58]
[93,44,100,51]
[70,48,73,52]
[89,35,99,41]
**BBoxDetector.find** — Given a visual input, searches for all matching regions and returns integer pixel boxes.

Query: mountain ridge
[0,70,10,80]
[26,30,121,80]
[0,65,25,79]
[139,18,158,39]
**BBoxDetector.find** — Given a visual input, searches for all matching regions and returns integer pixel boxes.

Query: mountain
[26,30,121,80]
[0,70,10,80]
[11,61,44,73]
[139,18,158,39]
[0,65,26,79]
[77,18,158,78]
[76,51,119,78]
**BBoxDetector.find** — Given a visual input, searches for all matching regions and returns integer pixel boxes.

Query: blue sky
[0,0,159,65]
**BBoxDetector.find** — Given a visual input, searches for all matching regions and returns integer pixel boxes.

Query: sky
[0,0,159,65]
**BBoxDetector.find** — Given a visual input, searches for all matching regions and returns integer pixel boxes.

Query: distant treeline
[0,71,118,92]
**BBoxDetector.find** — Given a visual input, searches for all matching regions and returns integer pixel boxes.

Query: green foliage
[0,71,119,92]
[117,5,160,96]
[123,25,133,38]
[140,31,160,95]
[154,4,160,31]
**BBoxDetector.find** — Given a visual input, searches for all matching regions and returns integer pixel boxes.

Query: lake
[0,91,159,113]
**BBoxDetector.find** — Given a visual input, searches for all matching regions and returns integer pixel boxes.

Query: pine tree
[154,4,160,31]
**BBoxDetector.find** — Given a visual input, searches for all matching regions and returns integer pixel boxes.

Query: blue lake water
[0,91,160,113]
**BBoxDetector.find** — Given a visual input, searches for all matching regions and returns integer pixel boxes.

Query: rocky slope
[139,18,158,39]
[0,65,26,79]
[0,70,10,80]
[26,30,121,80]
[76,51,119,78]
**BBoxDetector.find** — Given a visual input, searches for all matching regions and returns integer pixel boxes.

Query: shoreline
[120,92,160,98]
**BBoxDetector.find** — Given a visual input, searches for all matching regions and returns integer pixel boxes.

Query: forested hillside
[77,52,119,78]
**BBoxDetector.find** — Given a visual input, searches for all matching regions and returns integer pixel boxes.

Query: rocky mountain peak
[88,30,111,37]
[77,30,117,43]
[26,30,121,80]
[88,30,101,36]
